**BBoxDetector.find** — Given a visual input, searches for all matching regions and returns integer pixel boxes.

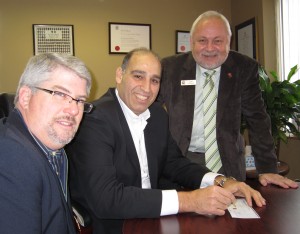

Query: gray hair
[121,47,161,72]
[190,10,232,38]
[15,53,92,104]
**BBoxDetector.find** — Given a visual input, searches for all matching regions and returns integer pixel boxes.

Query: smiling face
[17,67,88,150]
[190,17,231,69]
[116,52,161,115]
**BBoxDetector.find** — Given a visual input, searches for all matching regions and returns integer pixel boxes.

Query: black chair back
[0,93,15,118]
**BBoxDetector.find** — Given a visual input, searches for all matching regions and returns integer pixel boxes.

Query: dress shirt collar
[115,89,152,189]
[198,65,221,77]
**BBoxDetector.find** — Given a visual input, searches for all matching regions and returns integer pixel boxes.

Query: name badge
[181,80,196,86]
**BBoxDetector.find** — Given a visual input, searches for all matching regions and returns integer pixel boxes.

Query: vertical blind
[276,0,300,82]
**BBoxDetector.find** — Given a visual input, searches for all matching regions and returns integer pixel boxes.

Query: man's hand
[178,186,235,216]
[258,173,299,189]
[221,178,266,207]
[177,177,268,216]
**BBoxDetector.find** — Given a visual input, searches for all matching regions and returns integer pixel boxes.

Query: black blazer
[0,109,76,234]
[158,51,278,181]
[66,88,210,234]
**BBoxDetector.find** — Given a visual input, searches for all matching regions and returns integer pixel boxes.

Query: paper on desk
[227,198,260,219]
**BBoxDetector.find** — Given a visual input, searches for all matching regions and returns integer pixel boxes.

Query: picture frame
[176,30,190,54]
[235,18,257,59]
[33,24,74,55]
[109,22,151,54]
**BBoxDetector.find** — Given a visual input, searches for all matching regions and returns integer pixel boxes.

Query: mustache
[202,51,218,56]
[55,115,77,125]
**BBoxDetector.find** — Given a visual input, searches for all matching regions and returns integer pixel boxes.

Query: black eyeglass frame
[34,87,93,113]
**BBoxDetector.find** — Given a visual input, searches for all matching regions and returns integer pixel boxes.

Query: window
[276,0,300,82]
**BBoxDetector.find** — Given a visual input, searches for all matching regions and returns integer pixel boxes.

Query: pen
[232,201,237,209]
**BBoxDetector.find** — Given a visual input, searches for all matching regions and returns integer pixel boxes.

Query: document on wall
[228,198,260,219]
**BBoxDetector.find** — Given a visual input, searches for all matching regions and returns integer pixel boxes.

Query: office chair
[0,92,92,234]
[0,93,15,119]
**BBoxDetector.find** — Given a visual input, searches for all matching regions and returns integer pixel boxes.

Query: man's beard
[47,116,77,146]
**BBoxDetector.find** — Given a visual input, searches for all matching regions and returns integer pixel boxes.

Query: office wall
[280,139,300,180]
[231,0,276,72]
[0,0,231,99]
[231,0,263,62]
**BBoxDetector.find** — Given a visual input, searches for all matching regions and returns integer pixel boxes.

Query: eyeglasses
[34,87,93,113]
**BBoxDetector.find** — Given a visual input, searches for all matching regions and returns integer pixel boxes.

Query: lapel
[217,54,235,128]
[143,115,158,188]
[179,54,197,135]
[110,89,142,182]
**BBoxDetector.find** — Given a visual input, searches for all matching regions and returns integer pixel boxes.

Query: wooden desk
[123,180,300,234]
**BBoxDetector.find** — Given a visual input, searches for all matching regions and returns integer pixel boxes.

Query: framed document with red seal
[176,30,190,54]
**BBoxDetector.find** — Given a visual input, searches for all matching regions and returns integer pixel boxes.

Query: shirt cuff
[200,172,221,188]
[160,190,179,216]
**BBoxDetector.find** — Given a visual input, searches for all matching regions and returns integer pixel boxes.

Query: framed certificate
[235,18,257,59]
[33,24,74,55]
[109,22,151,54]
[176,30,190,54]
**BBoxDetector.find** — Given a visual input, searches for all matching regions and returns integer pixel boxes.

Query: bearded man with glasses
[0,53,92,234]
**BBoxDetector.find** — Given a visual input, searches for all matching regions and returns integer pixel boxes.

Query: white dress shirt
[116,89,218,216]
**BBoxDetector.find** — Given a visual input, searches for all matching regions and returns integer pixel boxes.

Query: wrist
[177,191,193,213]
[214,176,236,187]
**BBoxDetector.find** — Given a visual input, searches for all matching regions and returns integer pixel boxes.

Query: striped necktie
[203,70,222,172]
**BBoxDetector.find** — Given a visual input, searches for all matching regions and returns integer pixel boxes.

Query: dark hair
[121,47,161,72]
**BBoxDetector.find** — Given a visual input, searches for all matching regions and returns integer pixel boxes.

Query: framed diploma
[109,22,151,54]
[176,30,190,54]
[33,24,74,55]
[235,18,257,59]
